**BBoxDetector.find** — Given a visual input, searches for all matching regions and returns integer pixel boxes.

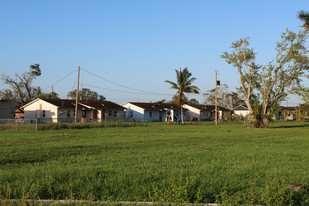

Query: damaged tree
[222,30,309,128]
[0,64,42,106]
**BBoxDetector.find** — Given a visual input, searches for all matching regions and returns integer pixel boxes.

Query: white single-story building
[122,102,186,122]
[232,105,250,117]
[183,104,231,121]
[21,98,125,123]
[183,104,212,121]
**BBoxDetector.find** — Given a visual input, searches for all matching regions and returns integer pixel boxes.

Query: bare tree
[1,64,41,105]
[203,84,243,110]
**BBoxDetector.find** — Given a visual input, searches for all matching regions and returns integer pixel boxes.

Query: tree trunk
[255,117,270,128]
[180,104,184,125]
[262,118,269,128]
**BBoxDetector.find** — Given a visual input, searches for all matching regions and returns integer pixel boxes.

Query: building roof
[126,102,180,111]
[232,105,249,111]
[281,106,309,111]
[43,99,77,108]
[79,100,125,110]
[22,98,124,110]
[186,104,230,112]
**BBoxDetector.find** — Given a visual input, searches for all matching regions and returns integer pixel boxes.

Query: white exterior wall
[114,109,124,119]
[122,103,186,122]
[23,99,58,122]
[58,108,75,119]
[174,110,186,121]
[122,103,145,120]
[165,109,174,121]
[287,113,296,120]
[183,105,201,121]
[144,110,162,122]
[98,110,102,122]
[102,109,125,121]
[201,110,212,121]
[234,110,250,117]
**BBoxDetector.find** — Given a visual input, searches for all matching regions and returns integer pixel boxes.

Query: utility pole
[52,86,54,98]
[215,70,218,126]
[75,66,80,123]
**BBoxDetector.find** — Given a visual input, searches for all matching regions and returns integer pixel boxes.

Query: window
[149,111,152,117]
[42,110,46,117]
[114,111,117,117]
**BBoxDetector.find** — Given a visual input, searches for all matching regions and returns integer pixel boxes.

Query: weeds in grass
[149,177,202,203]
[214,178,309,206]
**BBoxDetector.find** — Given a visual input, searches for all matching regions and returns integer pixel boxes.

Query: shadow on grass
[270,121,309,129]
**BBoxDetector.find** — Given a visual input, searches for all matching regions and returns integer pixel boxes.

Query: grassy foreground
[1,121,309,205]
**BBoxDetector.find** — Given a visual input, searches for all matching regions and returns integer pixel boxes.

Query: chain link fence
[0,118,148,131]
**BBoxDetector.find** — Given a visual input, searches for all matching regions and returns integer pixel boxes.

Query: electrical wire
[82,84,174,96]
[42,70,76,91]
[80,67,177,96]
[70,74,77,91]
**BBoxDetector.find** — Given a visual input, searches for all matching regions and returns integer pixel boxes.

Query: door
[93,110,98,121]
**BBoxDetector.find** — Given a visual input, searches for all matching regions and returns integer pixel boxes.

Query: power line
[82,84,174,96]
[80,67,176,96]
[42,70,76,91]
[70,74,77,91]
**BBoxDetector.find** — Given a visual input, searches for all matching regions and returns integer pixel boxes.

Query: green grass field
[1,121,309,205]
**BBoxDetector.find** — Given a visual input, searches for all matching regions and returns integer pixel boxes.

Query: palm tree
[165,68,200,124]
[298,10,309,31]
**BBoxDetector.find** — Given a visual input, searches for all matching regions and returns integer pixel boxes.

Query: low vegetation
[1,121,309,205]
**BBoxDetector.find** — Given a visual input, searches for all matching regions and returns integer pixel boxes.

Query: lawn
[0,121,309,204]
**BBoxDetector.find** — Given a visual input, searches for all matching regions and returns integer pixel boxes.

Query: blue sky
[0,0,308,105]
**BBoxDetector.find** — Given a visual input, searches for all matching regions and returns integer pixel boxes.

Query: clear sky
[0,0,308,106]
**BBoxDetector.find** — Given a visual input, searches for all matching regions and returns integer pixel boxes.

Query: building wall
[0,100,15,119]
[122,103,187,122]
[57,108,76,122]
[23,99,58,122]
[201,110,212,121]
[173,110,187,121]
[183,105,201,121]
[234,110,250,117]
[122,103,146,120]
[165,109,174,121]
[100,109,125,122]
[143,110,159,122]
